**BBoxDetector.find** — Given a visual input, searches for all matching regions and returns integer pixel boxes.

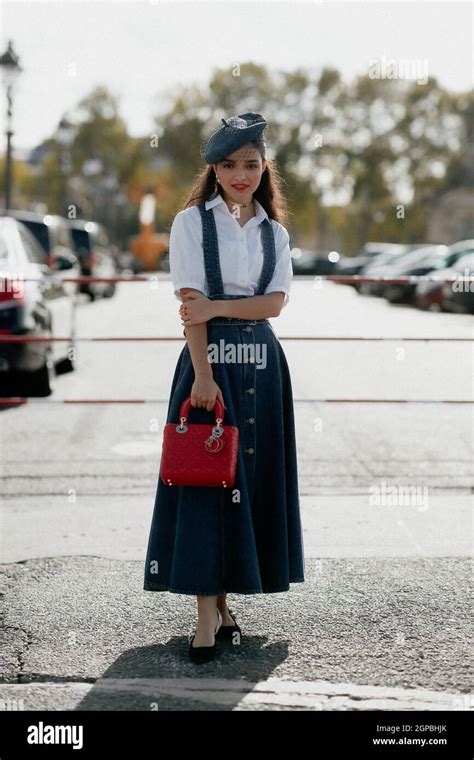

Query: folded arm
[213,292,287,319]
[179,290,287,327]
[179,289,212,377]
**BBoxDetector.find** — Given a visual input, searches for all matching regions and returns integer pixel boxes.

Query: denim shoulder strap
[255,218,277,295]
[197,202,225,299]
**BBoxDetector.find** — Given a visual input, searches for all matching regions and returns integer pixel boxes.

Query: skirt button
[244,448,255,454]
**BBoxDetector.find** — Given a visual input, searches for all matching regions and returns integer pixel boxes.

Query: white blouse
[169,193,293,305]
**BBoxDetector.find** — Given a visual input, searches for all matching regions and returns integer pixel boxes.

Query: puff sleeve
[263,221,293,306]
[169,209,208,300]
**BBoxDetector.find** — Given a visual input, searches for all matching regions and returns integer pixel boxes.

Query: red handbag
[160,396,239,488]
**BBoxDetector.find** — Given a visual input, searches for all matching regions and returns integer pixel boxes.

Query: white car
[0,217,76,396]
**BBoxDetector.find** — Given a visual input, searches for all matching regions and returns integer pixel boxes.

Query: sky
[1,1,473,153]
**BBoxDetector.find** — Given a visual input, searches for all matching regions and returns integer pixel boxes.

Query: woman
[143,112,305,663]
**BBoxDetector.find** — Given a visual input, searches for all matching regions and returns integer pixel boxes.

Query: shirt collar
[205,192,269,223]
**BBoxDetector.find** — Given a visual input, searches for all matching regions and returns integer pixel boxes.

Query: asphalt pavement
[1,276,472,711]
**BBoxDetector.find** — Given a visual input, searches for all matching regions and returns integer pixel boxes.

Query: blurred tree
[150,65,470,252]
[6,69,471,254]
[0,157,37,209]
[438,94,474,191]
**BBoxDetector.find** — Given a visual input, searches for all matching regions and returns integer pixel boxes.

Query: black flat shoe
[215,608,242,643]
[188,608,222,663]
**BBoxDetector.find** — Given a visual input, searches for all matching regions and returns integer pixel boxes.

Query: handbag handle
[178,396,224,424]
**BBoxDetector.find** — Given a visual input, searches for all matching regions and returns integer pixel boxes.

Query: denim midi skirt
[143,201,305,595]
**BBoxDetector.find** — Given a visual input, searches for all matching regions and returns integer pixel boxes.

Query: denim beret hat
[201,112,268,163]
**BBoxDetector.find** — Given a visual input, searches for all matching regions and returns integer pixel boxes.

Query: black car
[440,253,474,314]
[356,246,424,297]
[414,241,474,310]
[381,245,448,303]
[0,217,76,396]
[383,244,474,304]
[67,220,117,300]
[336,243,411,278]
[291,249,339,276]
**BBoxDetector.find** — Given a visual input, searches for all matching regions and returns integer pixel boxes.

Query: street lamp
[56,116,75,214]
[0,40,23,212]
[56,117,75,147]
[82,156,103,219]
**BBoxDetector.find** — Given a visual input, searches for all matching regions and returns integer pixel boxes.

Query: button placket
[241,325,257,500]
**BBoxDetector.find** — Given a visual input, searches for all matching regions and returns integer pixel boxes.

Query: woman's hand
[179,293,217,326]
[191,373,227,413]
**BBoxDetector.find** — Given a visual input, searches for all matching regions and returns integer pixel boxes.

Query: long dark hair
[178,137,289,227]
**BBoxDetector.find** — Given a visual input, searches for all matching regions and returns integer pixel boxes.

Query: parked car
[291,249,339,276]
[383,242,474,304]
[414,266,453,310]
[336,242,411,278]
[414,241,474,310]
[0,217,76,396]
[357,245,426,297]
[117,248,141,274]
[445,239,474,255]
[67,220,117,300]
[0,209,81,301]
[440,253,474,314]
[381,245,449,303]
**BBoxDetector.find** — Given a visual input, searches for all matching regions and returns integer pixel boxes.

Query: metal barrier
[0,272,472,405]
[8,273,474,285]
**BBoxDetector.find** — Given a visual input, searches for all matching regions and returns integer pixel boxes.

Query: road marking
[2,678,467,711]
[93,677,472,710]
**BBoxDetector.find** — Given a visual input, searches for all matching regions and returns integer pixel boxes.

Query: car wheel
[0,371,22,399]
[55,347,75,374]
[25,350,56,396]
[56,305,77,374]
